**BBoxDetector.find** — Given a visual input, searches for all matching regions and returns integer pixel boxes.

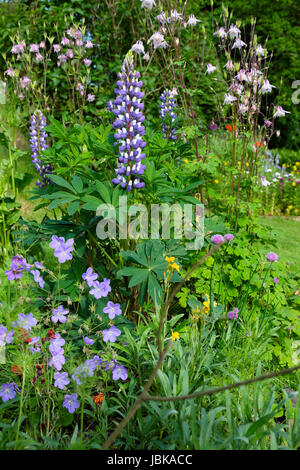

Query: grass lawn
[259,216,300,271]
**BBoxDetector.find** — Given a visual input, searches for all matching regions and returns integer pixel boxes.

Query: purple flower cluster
[5,255,31,281]
[227,307,239,320]
[266,252,279,263]
[49,333,66,371]
[72,359,96,385]
[159,89,178,140]
[49,236,74,263]
[29,111,52,187]
[89,278,111,300]
[108,56,146,190]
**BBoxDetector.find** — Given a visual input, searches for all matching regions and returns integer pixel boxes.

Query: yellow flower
[184,158,189,163]
[171,262,180,272]
[165,256,175,263]
[214,179,219,184]
[293,165,297,171]
[246,162,249,167]
[224,162,228,166]
[171,331,180,341]
[292,182,296,186]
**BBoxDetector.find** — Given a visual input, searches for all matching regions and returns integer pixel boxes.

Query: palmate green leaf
[67,200,81,215]
[47,174,75,192]
[95,181,112,204]
[48,197,78,209]
[71,175,83,194]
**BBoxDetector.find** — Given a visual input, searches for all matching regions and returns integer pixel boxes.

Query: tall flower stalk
[108,52,146,191]
[29,110,52,187]
[159,88,178,140]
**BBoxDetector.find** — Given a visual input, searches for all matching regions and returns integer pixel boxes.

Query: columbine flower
[131,40,145,55]
[149,32,168,49]
[53,44,61,53]
[159,89,178,140]
[29,111,52,187]
[63,393,80,413]
[4,67,15,77]
[20,76,31,89]
[54,372,70,390]
[29,44,39,53]
[83,58,91,67]
[87,94,95,102]
[108,55,146,190]
[266,252,279,263]
[167,9,183,23]
[232,38,246,49]
[256,44,266,57]
[264,120,272,127]
[224,59,234,71]
[103,301,122,320]
[61,36,69,46]
[206,63,217,74]
[85,40,93,49]
[261,176,271,187]
[83,336,94,345]
[140,0,156,9]
[273,106,290,118]
[224,234,234,242]
[214,27,227,39]
[187,14,201,27]
[224,93,237,105]
[156,12,167,24]
[211,234,225,245]
[17,313,37,331]
[89,278,111,299]
[52,305,69,324]
[0,383,16,402]
[11,42,26,54]
[228,25,241,39]
[112,364,128,381]
[261,79,276,94]
[143,52,150,61]
[102,326,121,343]
[82,267,98,287]
[228,307,239,320]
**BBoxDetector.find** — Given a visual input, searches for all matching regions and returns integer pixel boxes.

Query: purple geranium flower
[0,383,16,402]
[54,239,74,264]
[72,360,96,385]
[103,301,122,320]
[89,278,111,299]
[266,252,279,263]
[82,267,98,287]
[211,234,225,245]
[92,355,103,367]
[49,333,65,355]
[63,393,80,413]
[273,277,279,284]
[30,269,45,288]
[102,326,121,343]
[17,312,37,331]
[0,325,14,345]
[112,364,128,381]
[54,372,70,390]
[49,235,65,251]
[83,336,94,345]
[51,305,69,324]
[49,353,65,371]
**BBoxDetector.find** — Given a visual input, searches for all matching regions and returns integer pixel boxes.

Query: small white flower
[149,32,168,49]
[156,12,167,24]
[235,69,248,82]
[261,79,276,94]
[224,59,234,71]
[273,105,290,118]
[214,27,227,39]
[238,103,248,114]
[228,24,241,39]
[261,176,271,187]
[131,40,145,55]
[232,38,247,49]
[167,9,183,23]
[224,93,237,105]
[256,44,265,57]
[143,52,150,61]
[205,63,217,74]
[140,0,156,10]
[187,14,201,27]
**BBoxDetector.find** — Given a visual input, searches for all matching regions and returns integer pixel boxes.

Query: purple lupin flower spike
[159,89,178,140]
[29,110,52,187]
[108,54,146,190]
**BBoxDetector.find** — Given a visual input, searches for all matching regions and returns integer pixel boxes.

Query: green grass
[259,216,300,269]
